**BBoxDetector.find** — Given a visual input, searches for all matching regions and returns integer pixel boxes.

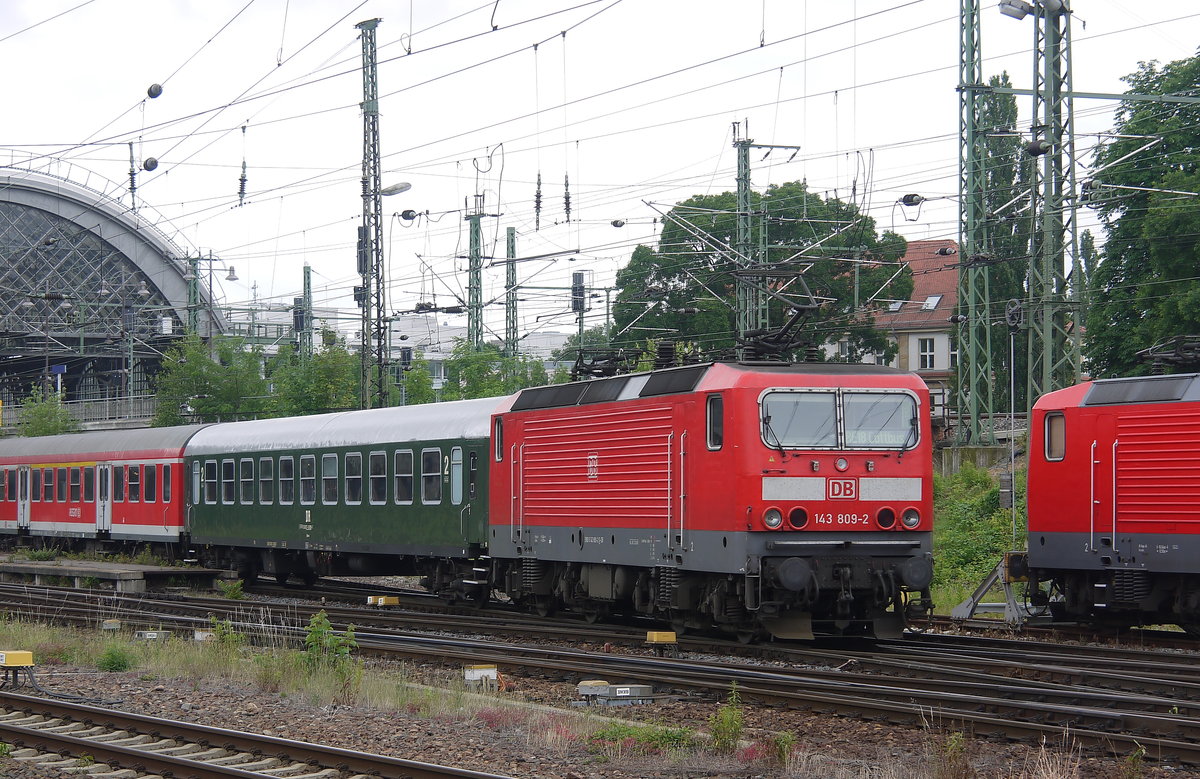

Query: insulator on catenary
[534,172,542,231]
[563,173,571,223]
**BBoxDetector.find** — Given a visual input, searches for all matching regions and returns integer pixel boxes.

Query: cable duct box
[0,651,33,667]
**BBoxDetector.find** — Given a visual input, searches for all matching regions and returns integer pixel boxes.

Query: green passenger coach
[185,397,501,587]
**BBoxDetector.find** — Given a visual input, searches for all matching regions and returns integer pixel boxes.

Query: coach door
[16,466,30,530]
[95,464,113,532]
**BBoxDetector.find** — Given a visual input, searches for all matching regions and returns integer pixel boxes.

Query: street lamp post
[20,291,73,398]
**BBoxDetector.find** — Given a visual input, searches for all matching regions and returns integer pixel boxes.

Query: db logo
[828,478,857,500]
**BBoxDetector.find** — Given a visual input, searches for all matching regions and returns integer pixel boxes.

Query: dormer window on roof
[921,294,943,311]
[887,300,904,312]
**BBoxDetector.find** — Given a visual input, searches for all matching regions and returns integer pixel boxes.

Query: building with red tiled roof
[872,238,960,424]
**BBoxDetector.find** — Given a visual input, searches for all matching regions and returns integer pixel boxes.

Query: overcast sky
[2,1,1196,343]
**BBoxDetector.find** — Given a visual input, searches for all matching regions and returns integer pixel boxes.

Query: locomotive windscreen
[761,390,917,449]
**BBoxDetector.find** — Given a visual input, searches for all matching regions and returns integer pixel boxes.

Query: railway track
[0,689,508,779]
[6,582,1200,767]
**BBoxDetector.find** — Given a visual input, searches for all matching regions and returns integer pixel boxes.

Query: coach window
[204,460,219,504]
[369,452,386,505]
[221,460,236,504]
[258,458,274,504]
[192,462,201,503]
[450,447,463,506]
[321,454,339,505]
[279,457,296,505]
[1045,412,1066,462]
[129,465,142,502]
[56,467,68,502]
[300,455,316,505]
[84,467,95,503]
[44,468,55,502]
[31,470,41,502]
[707,394,724,450]
[345,453,362,505]
[145,465,158,503]
[69,468,81,503]
[240,458,255,504]
[493,419,503,462]
[394,450,414,505]
[163,464,172,503]
[421,448,442,504]
[114,466,126,502]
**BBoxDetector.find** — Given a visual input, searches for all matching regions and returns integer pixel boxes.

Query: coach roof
[185,396,505,456]
[0,425,210,460]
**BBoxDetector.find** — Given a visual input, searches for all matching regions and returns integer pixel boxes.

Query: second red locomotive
[1027,372,1200,633]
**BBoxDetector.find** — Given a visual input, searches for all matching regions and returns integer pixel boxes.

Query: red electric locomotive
[0,427,201,548]
[488,361,934,639]
[1027,373,1200,632]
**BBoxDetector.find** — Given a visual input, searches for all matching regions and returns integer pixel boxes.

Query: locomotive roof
[185,396,504,456]
[0,424,211,460]
[508,360,921,412]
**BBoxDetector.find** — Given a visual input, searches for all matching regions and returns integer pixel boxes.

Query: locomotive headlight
[901,508,921,529]
[834,457,849,472]
[763,508,784,529]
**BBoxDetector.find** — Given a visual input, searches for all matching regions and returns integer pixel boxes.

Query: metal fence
[2,395,158,432]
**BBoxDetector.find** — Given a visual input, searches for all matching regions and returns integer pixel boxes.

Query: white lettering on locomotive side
[813,513,871,526]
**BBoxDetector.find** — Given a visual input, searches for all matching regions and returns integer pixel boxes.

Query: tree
[550,324,611,361]
[440,341,557,400]
[268,332,359,416]
[612,181,910,360]
[19,386,77,436]
[395,354,436,406]
[152,334,269,425]
[1085,53,1200,376]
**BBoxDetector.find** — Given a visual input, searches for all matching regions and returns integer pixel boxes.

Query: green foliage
[217,579,245,600]
[152,333,269,425]
[769,731,798,764]
[1086,53,1200,377]
[551,324,612,361]
[439,340,555,400]
[208,616,246,647]
[708,682,744,754]
[303,610,357,668]
[268,334,359,416]
[18,386,78,437]
[588,721,694,753]
[397,354,437,405]
[96,643,134,672]
[931,730,975,779]
[1120,743,1146,779]
[612,182,911,359]
[24,548,58,561]
[932,463,1023,599]
[0,742,11,758]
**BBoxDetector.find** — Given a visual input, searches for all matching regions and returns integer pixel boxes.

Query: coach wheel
[670,614,688,637]
[301,571,318,587]
[534,598,557,618]
[735,629,758,644]
[275,571,290,585]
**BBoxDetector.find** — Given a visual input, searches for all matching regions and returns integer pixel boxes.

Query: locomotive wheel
[582,605,609,624]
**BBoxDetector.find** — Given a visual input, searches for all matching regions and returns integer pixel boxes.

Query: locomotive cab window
[843,392,919,449]
[707,394,724,450]
[493,419,503,462]
[1045,411,1066,461]
[761,389,918,450]
[421,448,442,505]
